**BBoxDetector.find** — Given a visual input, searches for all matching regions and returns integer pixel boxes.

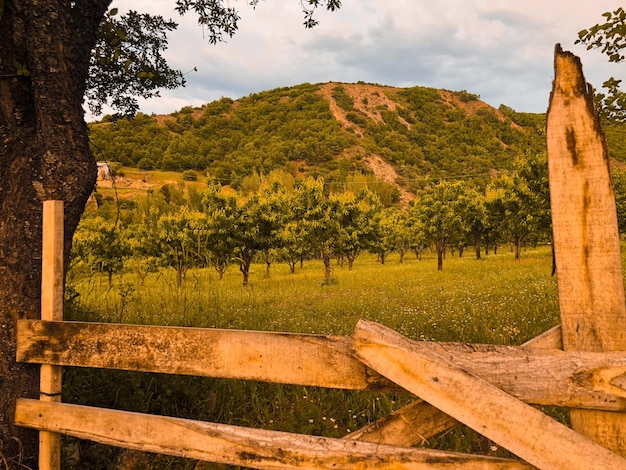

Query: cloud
[106,0,623,117]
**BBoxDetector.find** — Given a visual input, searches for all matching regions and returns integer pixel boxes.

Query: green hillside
[88,81,626,196]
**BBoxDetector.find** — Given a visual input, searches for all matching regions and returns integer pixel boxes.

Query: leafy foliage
[410,181,465,270]
[86,9,184,116]
[577,7,626,122]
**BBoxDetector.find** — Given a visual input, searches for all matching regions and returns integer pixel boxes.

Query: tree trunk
[177,266,184,288]
[436,238,447,271]
[214,261,227,280]
[320,243,332,283]
[239,261,251,286]
[0,1,108,463]
[322,256,332,284]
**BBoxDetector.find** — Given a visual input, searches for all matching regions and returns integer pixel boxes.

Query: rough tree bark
[0,1,109,465]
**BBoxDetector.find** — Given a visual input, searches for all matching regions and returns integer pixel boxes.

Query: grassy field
[69,246,560,342]
[65,246,562,468]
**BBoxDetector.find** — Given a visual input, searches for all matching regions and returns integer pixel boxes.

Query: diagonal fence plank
[351,319,626,470]
[344,324,565,447]
[345,399,457,446]
[15,399,534,470]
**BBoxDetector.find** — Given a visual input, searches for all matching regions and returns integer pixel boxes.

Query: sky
[101,0,624,119]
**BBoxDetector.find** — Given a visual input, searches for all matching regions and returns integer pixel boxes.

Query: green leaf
[12,61,30,77]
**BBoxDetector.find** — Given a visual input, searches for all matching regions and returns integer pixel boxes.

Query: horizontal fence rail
[17,319,397,391]
[17,319,626,411]
[14,399,534,470]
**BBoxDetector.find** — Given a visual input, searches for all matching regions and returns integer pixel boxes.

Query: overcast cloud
[102,0,624,119]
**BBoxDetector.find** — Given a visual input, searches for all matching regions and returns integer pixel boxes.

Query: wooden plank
[17,320,398,392]
[345,325,566,447]
[18,320,626,411]
[426,342,626,411]
[546,44,626,454]
[351,319,626,470]
[41,201,64,324]
[14,399,533,470]
[345,399,458,446]
[39,200,64,470]
[521,325,562,350]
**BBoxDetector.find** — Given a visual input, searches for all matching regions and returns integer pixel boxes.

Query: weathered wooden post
[547,44,626,454]
[39,200,64,470]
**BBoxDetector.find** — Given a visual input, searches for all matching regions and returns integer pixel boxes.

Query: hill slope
[89,81,594,199]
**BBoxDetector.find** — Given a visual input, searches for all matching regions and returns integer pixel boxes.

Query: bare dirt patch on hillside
[318,83,417,205]
[438,89,521,129]
[318,82,412,132]
[366,154,414,206]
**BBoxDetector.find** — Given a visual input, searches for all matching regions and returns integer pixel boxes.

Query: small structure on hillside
[97,162,112,180]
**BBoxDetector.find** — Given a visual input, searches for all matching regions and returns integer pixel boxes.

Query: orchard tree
[277,192,314,274]
[334,189,381,270]
[412,180,464,271]
[136,206,202,287]
[487,154,550,259]
[455,184,487,259]
[199,185,238,280]
[371,208,400,265]
[0,1,341,463]
[71,217,131,287]
[277,224,312,273]
[292,178,343,284]
[232,185,288,286]
[513,152,551,245]
[483,184,507,255]
[488,176,530,259]
[387,208,414,264]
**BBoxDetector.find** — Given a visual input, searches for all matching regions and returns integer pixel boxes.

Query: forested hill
[87,81,626,198]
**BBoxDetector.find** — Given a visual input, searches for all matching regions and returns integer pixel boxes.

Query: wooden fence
[13,46,626,469]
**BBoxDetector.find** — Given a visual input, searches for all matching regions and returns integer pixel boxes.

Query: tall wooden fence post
[547,44,626,454]
[39,200,64,470]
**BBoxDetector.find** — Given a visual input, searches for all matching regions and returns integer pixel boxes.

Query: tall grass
[69,246,560,342]
[64,246,562,468]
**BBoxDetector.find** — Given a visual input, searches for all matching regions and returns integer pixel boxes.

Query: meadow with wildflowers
[64,245,563,468]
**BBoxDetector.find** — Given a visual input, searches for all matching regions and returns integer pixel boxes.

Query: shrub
[182,170,198,181]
